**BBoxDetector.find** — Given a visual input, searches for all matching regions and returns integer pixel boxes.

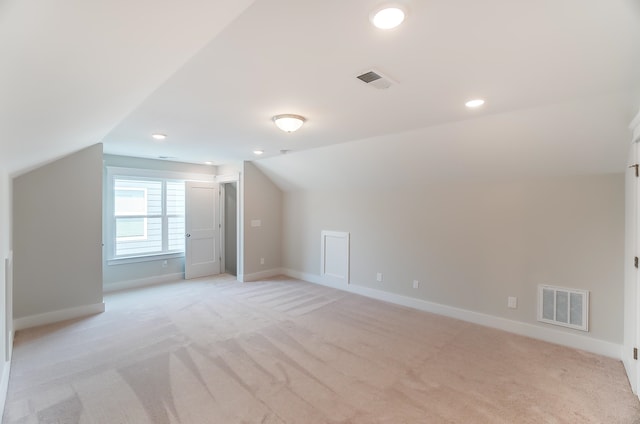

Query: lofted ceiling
[0,0,257,173]
[2,0,640,188]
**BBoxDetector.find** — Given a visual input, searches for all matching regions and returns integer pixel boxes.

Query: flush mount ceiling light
[371,6,406,29]
[253,150,264,155]
[272,114,306,133]
[465,99,485,108]
[151,133,167,140]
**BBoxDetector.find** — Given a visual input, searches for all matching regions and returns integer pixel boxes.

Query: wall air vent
[356,69,396,89]
[537,285,589,332]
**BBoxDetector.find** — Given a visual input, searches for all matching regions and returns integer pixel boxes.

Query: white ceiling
[0,0,256,173]
[3,0,640,188]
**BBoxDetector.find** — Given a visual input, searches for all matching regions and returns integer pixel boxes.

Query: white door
[625,131,640,397]
[185,181,220,279]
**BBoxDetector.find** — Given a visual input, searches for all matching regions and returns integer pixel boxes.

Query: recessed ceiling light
[204,161,213,165]
[253,150,264,155]
[371,6,406,30]
[272,114,306,133]
[465,99,485,108]
[152,133,167,140]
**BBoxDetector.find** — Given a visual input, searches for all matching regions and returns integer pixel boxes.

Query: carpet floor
[3,275,639,423]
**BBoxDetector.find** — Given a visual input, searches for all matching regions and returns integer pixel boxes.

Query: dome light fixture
[151,133,167,140]
[371,6,406,30]
[253,149,264,155]
[272,114,306,133]
[465,99,485,108]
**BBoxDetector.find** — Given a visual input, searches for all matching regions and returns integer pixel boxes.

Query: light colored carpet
[3,275,639,423]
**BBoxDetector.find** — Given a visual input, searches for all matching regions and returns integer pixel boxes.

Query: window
[107,169,186,262]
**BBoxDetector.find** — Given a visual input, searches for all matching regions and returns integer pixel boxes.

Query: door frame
[216,173,241,280]
[625,109,640,398]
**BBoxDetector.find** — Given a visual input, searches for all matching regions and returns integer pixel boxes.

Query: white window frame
[106,167,214,265]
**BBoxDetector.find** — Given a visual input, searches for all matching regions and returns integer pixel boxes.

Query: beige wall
[243,162,282,277]
[13,144,103,319]
[283,174,625,343]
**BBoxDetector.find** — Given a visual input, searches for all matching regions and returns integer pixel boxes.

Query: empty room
[1,0,640,422]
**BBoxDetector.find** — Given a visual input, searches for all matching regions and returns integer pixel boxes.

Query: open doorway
[221,182,238,276]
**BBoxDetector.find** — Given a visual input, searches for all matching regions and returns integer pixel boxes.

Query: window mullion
[162,180,168,253]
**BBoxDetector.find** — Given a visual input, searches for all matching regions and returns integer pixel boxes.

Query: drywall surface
[102,155,216,286]
[13,144,103,319]
[243,162,282,276]
[283,174,625,344]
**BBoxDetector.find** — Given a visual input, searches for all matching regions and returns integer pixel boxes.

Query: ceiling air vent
[356,69,396,89]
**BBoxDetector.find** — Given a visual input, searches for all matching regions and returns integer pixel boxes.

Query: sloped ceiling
[0,0,256,173]
[2,0,640,188]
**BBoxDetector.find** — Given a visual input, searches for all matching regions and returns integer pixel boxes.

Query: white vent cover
[537,285,589,331]
[356,69,397,89]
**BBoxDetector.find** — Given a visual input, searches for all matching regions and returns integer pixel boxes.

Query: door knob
[186,233,191,237]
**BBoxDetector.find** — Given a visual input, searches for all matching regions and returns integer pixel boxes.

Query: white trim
[240,268,283,282]
[13,302,105,331]
[106,166,215,182]
[0,359,10,422]
[107,252,184,266]
[4,251,13,362]
[283,269,622,359]
[216,172,240,183]
[103,273,183,293]
[630,109,640,142]
[320,231,350,285]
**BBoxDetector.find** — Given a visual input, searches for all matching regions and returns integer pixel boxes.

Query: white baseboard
[0,359,10,422]
[240,268,284,282]
[13,302,105,332]
[103,273,183,293]
[283,268,623,360]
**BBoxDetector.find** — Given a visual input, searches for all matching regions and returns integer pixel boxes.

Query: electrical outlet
[376,272,383,282]
[162,260,168,268]
[508,296,517,309]
[260,258,265,265]
[412,280,419,289]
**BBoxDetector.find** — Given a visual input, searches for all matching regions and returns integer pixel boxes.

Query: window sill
[107,252,184,266]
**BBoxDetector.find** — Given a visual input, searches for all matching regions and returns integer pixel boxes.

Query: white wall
[283,174,625,344]
[102,155,216,288]
[13,144,103,319]
[242,162,282,279]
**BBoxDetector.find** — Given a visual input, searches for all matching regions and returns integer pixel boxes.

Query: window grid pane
[115,217,162,256]
[112,177,186,259]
